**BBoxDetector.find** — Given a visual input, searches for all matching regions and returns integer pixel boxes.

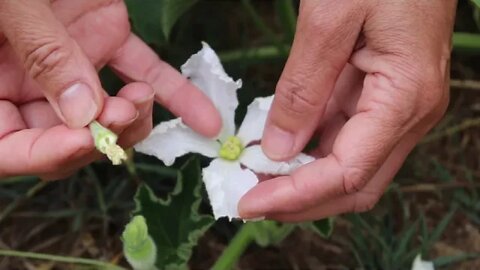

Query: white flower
[135,43,314,220]
[411,254,434,270]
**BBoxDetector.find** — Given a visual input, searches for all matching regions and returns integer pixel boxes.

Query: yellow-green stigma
[219,136,244,161]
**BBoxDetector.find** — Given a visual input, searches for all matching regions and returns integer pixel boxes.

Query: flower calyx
[89,121,127,165]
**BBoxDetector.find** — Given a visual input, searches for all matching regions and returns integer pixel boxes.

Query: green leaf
[274,0,297,41]
[131,158,214,270]
[471,0,480,9]
[125,0,199,46]
[310,218,335,238]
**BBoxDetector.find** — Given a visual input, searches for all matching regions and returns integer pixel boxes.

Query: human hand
[0,0,220,179]
[239,0,457,221]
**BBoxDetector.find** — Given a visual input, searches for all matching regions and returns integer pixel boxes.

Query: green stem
[85,166,108,236]
[135,163,178,178]
[0,175,38,185]
[240,0,287,54]
[420,117,480,144]
[219,45,290,63]
[219,32,480,64]
[276,0,297,40]
[0,181,47,225]
[0,249,126,270]
[211,223,257,270]
[453,32,480,54]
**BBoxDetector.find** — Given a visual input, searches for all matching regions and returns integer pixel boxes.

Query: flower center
[219,136,244,161]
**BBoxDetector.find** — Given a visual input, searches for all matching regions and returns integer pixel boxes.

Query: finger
[240,127,421,220]
[0,100,26,139]
[262,1,365,160]
[311,113,347,158]
[19,100,61,128]
[39,154,93,181]
[312,65,365,157]
[268,132,422,222]
[116,82,155,120]
[0,96,137,178]
[0,126,93,177]
[0,0,104,128]
[115,82,154,148]
[40,95,139,180]
[96,96,138,133]
[108,34,222,138]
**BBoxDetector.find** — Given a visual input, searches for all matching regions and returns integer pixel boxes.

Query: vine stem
[0,249,126,270]
[211,222,257,270]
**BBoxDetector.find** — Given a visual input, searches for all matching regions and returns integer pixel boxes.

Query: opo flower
[135,43,313,220]
[411,254,434,270]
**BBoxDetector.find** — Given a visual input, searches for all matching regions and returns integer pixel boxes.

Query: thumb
[0,0,103,128]
[262,1,364,160]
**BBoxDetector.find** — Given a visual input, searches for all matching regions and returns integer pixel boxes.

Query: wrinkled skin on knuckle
[415,65,450,124]
[23,36,73,80]
[275,76,322,118]
[352,192,381,213]
[362,58,444,132]
[342,166,371,195]
[391,61,449,128]
[298,1,364,57]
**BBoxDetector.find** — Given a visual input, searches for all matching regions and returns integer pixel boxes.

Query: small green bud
[218,136,244,161]
[122,216,157,270]
[89,121,127,165]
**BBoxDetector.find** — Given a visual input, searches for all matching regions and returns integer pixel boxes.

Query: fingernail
[262,125,295,159]
[58,83,98,128]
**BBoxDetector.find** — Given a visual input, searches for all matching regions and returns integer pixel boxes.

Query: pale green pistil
[219,136,244,161]
[89,121,127,165]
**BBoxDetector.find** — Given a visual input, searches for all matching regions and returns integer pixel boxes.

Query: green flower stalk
[89,121,127,165]
[122,216,157,270]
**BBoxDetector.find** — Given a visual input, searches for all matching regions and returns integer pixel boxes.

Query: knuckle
[384,59,448,124]
[416,72,449,122]
[353,193,381,213]
[342,166,370,195]
[275,76,321,117]
[365,62,447,130]
[24,37,72,80]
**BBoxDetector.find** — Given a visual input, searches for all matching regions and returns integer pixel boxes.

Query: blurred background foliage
[2,0,480,269]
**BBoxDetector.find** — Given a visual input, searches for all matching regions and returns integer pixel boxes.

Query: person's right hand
[0,0,221,180]
[239,0,456,221]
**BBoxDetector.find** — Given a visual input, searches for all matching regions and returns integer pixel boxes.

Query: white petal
[202,158,258,220]
[411,255,434,270]
[134,118,219,166]
[237,95,274,145]
[181,42,241,141]
[240,145,315,175]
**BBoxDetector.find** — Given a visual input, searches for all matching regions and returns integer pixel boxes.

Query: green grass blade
[425,208,457,250]
[393,221,418,262]
[433,253,480,268]
[453,32,480,54]
[0,249,125,270]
